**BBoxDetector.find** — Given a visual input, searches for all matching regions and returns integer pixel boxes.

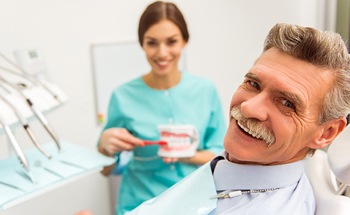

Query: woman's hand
[98,128,144,157]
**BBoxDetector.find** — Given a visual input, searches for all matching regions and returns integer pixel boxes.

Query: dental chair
[305,137,350,215]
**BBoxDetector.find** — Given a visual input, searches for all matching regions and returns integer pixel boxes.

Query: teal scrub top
[102,71,226,215]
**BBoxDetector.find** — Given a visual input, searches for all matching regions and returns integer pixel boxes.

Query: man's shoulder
[127,162,217,215]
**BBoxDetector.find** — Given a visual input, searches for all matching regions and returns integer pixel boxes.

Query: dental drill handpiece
[0,77,61,151]
[0,113,30,172]
[26,98,61,151]
[0,93,52,159]
[23,122,52,159]
[0,53,62,103]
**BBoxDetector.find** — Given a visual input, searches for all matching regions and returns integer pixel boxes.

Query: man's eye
[248,80,260,90]
[281,99,295,109]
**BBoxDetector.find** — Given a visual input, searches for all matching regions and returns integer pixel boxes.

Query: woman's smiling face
[142,20,186,76]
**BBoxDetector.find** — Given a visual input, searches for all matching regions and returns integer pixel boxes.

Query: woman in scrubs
[97,1,226,214]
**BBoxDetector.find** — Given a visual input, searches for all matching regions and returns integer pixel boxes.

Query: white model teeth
[163,137,191,146]
[238,121,262,140]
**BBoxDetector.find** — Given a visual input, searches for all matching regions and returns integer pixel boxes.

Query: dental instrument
[0,76,61,151]
[0,112,36,184]
[0,52,62,103]
[0,113,29,171]
[0,87,52,159]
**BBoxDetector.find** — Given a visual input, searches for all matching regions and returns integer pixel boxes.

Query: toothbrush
[143,139,192,146]
[143,140,168,146]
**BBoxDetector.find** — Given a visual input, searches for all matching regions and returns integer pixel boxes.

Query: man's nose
[240,93,269,121]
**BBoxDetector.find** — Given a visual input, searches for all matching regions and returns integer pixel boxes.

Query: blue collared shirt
[210,154,315,215]
[127,155,315,215]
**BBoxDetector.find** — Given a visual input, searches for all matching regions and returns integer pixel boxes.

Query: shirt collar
[213,152,305,191]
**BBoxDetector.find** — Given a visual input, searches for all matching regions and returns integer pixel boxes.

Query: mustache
[230,107,276,147]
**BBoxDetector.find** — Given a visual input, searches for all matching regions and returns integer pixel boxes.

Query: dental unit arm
[0,52,62,104]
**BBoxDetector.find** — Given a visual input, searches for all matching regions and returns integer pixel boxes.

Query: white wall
[0,0,347,215]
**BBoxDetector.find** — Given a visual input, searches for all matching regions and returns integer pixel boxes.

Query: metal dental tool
[0,112,36,184]
[0,113,29,171]
[0,76,61,152]
[0,52,62,103]
[0,86,52,159]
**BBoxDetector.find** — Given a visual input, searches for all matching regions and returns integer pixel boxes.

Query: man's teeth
[237,121,262,139]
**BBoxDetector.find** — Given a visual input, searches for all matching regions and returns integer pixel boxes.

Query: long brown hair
[138,1,189,46]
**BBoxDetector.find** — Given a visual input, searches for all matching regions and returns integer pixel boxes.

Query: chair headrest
[327,139,350,186]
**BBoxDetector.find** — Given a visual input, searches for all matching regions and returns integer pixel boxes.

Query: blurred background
[0,0,349,214]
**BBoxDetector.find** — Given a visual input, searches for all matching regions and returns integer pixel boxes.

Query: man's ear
[310,117,347,149]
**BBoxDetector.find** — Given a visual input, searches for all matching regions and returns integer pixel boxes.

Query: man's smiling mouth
[237,121,264,140]
[231,107,276,147]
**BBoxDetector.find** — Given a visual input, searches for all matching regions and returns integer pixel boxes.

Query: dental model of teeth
[157,125,199,158]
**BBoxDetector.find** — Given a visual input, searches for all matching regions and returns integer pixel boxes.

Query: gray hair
[263,23,350,124]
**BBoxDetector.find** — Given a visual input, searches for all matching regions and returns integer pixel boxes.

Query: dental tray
[0,141,115,210]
